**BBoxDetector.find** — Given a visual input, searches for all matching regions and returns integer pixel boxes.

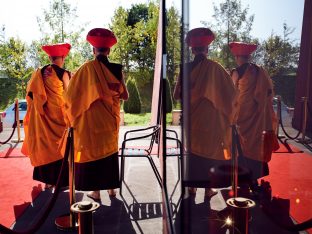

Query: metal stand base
[277,136,295,153]
[226,197,256,234]
[55,214,78,231]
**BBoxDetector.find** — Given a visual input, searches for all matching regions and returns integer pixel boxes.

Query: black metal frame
[166,129,183,182]
[119,125,162,195]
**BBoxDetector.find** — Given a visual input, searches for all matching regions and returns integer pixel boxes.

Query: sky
[0,0,305,44]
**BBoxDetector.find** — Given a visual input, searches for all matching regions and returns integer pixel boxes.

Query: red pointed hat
[41,43,71,57]
[186,27,215,47]
[229,42,257,56]
[86,28,117,48]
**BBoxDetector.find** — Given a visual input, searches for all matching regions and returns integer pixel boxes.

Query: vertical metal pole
[69,128,76,227]
[162,0,167,187]
[161,1,175,233]
[231,126,238,198]
[301,96,308,141]
[55,127,77,230]
[226,198,255,234]
[182,0,190,191]
[15,99,21,141]
[231,207,249,234]
[276,96,282,136]
[12,99,24,143]
[180,1,189,233]
[78,213,93,234]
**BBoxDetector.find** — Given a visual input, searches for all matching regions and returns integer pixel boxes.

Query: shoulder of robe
[259,66,270,77]
[68,61,91,84]
[207,59,230,76]
[84,60,94,67]
[74,60,93,74]
[207,58,224,69]
[30,67,43,79]
[252,63,271,79]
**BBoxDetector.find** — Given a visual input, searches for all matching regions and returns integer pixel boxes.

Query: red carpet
[0,146,43,227]
[264,143,312,233]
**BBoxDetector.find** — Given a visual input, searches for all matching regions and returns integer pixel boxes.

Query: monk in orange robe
[22,43,71,189]
[229,41,279,191]
[63,28,128,201]
[174,28,237,197]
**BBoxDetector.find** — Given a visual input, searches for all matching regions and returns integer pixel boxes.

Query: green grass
[124,112,172,126]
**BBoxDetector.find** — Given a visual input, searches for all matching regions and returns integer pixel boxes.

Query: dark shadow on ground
[11,189,138,234]
[219,188,301,234]
[174,195,229,234]
[12,181,165,234]
[171,185,302,234]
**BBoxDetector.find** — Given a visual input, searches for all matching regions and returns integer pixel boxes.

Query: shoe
[188,187,197,195]
[107,189,116,197]
[87,191,101,201]
[205,188,218,198]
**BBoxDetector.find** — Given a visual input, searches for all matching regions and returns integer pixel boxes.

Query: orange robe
[234,64,278,162]
[189,58,237,160]
[64,59,124,163]
[22,67,67,166]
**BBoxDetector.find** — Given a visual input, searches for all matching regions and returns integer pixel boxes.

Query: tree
[166,6,181,97]
[128,2,158,75]
[202,0,254,69]
[261,23,300,76]
[0,25,5,43]
[37,0,78,42]
[0,37,33,97]
[110,2,158,80]
[124,78,142,114]
[127,4,149,27]
[110,7,133,73]
[33,0,89,71]
[110,2,159,112]
[0,0,92,105]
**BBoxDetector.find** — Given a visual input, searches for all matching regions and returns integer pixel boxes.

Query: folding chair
[119,125,161,195]
[165,129,182,181]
